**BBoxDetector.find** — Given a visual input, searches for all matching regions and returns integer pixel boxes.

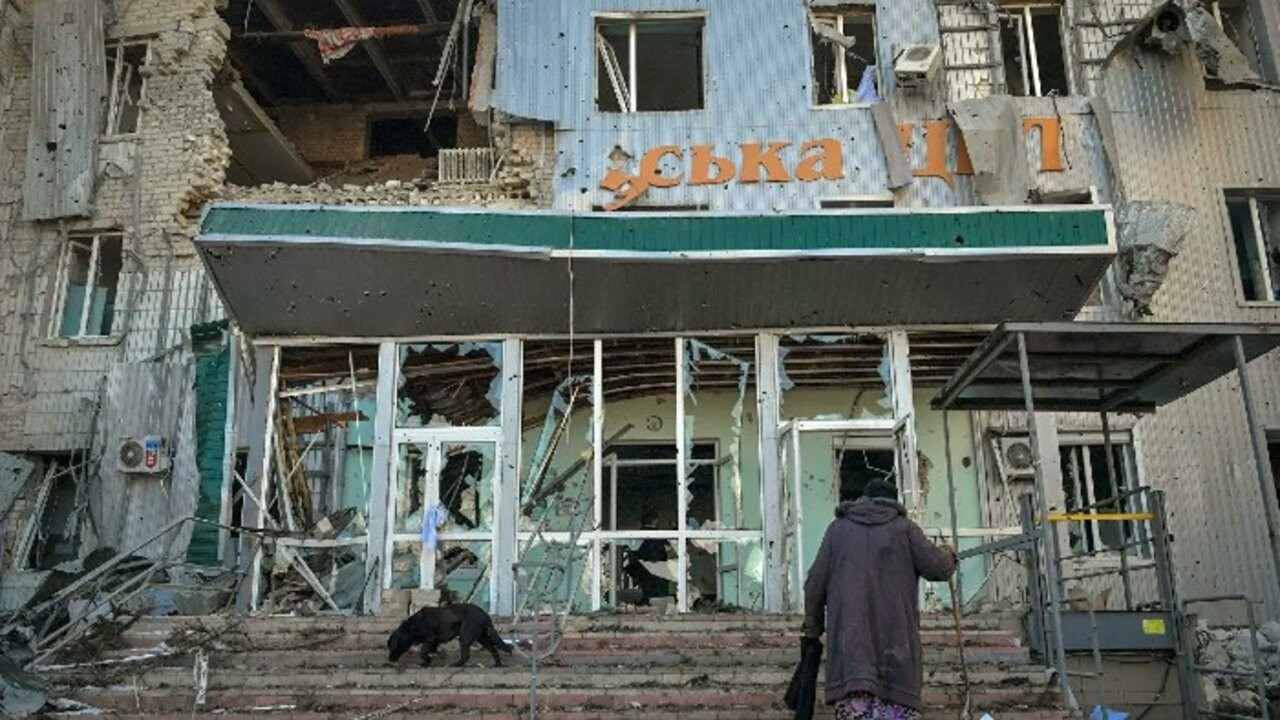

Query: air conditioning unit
[118,436,170,475]
[991,435,1036,480]
[893,44,941,90]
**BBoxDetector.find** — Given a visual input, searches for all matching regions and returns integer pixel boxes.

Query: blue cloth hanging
[422,503,447,550]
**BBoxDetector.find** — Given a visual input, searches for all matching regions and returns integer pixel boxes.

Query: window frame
[1207,0,1271,85]
[810,6,879,108]
[48,231,124,340]
[593,12,708,114]
[998,3,1070,98]
[1224,190,1280,306]
[103,39,151,139]
[1057,430,1150,562]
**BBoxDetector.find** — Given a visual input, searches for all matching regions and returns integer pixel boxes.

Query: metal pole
[1149,491,1199,718]
[944,409,964,611]
[1233,335,1280,600]
[1101,411,1134,611]
[1017,332,1076,710]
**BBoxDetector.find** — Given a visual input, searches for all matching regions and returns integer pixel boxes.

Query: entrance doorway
[387,430,499,609]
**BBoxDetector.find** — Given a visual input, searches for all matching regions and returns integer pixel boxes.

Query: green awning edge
[198,204,1113,254]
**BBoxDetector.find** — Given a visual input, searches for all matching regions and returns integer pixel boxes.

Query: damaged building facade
[1,0,1280,634]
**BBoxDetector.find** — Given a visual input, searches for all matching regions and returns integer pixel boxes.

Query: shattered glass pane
[779,335,892,420]
[397,342,502,428]
[685,539,766,613]
[605,537,676,608]
[435,540,490,607]
[837,446,898,502]
[520,340,595,533]
[515,538,593,613]
[438,442,495,534]
[390,541,420,590]
[394,444,428,535]
[684,337,762,531]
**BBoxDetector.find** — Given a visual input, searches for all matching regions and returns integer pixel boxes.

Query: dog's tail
[488,624,514,653]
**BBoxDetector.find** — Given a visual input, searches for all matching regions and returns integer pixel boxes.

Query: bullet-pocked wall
[492,0,1115,214]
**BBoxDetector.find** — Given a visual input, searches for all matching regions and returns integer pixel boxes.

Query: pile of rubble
[220,178,535,208]
[1196,619,1280,714]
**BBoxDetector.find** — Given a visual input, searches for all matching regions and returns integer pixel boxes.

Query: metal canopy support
[363,342,397,614]
[1017,332,1076,710]
[495,339,522,615]
[757,333,785,613]
[1233,335,1280,599]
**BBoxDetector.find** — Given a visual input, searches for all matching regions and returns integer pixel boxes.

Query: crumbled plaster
[1114,201,1196,317]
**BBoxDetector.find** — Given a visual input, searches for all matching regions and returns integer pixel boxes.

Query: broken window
[369,115,458,159]
[780,335,893,421]
[999,5,1069,97]
[1211,0,1268,80]
[17,455,84,570]
[837,440,898,503]
[1226,192,1280,302]
[397,343,502,427]
[595,16,705,112]
[1058,433,1145,556]
[104,40,148,136]
[811,7,879,105]
[50,232,123,338]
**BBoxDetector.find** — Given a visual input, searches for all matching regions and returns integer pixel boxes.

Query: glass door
[387,430,499,610]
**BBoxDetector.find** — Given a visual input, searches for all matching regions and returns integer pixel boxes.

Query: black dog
[387,603,512,667]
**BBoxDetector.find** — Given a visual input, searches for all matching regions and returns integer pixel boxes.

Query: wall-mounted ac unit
[118,436,170,475]
[893,44,941,90]
[991,435,1035,480]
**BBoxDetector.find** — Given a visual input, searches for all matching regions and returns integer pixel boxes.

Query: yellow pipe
[1046,512,1154,523]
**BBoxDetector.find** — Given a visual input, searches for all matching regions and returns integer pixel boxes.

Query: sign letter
[794,139,845,182]
[690,145,736,185]
[739,142,792,183]
[640,145,685,188]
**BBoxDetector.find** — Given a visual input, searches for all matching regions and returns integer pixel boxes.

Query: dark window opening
[104,41,148,135]
[27,456,83,570]
[838,448,897,502]
[1000,5,1069,97]
[369,115,458,158]
[596,17,705,112]
[1227,192,1280,302]
[813,9,878,105]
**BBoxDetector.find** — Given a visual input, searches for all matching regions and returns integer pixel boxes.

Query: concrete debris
[1185,4,1264,86]
[1114,201,1196,317]
[1197,620,1280,714]
[947,97,1032,206]
[0,653,49,718]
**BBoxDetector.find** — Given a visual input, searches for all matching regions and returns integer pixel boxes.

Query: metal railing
[438,148,497,184]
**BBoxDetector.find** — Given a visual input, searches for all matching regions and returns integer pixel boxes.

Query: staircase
[47,613,1069,719]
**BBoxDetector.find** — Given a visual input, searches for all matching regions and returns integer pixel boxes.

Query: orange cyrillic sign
[600,117,1064,210]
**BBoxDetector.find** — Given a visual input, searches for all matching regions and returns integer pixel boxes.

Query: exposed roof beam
[332,0,406,102]
[226,47,278,107]
[251,0,340,102]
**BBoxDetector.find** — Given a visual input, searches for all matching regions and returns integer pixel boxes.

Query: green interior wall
[187,322,231,566]
[513,382,985,609]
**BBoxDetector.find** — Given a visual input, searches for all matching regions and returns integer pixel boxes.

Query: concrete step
[116,626,1023,653]
[73,643,1033,671]
[50,710,1075,720]
[69,685,1061,715]
[77,664,1045,692]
